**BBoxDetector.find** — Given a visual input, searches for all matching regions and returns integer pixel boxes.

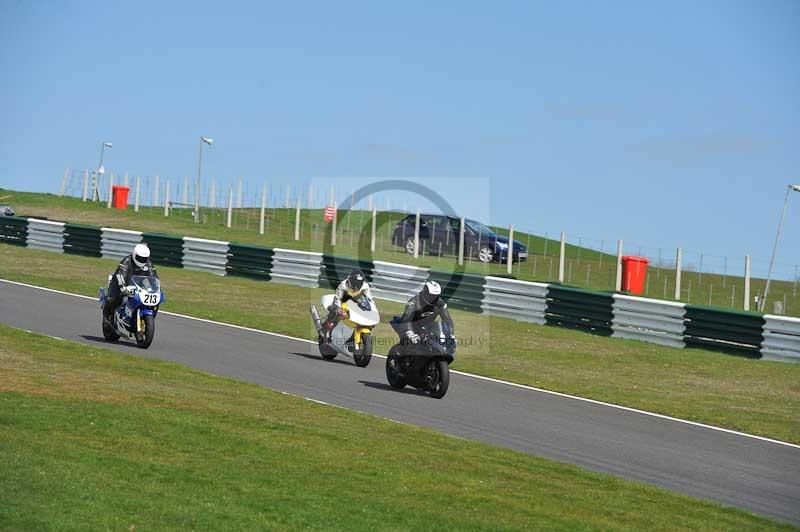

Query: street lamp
[760,184,800,312]
[195,136,213,222]
[93,141,113,202]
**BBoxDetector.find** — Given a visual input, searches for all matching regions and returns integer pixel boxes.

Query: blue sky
[1,1,799,277]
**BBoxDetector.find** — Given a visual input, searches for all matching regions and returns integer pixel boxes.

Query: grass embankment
[0,324,791,531]
[2,244,799,444]
[4,188,796,315]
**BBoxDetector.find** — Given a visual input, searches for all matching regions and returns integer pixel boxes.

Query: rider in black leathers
[103,243,158,321]
[394,281,455,351]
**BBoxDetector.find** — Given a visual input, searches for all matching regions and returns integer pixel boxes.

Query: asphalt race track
[1,279,798,525]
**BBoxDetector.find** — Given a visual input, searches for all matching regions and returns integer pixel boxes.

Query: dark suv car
[392,214,527,263]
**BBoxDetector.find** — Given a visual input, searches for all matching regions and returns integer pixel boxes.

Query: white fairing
[346,298,380,326]
[321,294,335,309]
[330,322,354,357]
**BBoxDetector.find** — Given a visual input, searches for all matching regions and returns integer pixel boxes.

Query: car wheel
[478,245,494,263]
[405,237,416,255]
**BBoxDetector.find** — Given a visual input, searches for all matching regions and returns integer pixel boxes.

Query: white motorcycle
[310,294,380,367]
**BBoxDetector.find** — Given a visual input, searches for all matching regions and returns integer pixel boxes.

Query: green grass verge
[5,188,797,316]
[0,324,791,531]
[2,244,799,444]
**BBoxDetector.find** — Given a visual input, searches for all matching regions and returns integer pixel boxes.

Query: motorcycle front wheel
[136,314,155,349]
[427,360,450,399]
[353,333,372,367]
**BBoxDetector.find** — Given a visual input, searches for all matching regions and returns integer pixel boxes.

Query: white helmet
[132,243,151,268]
[420,280,442,305]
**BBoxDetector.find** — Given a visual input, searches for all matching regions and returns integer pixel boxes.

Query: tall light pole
[92,141,112,202]
[195,136,213,222]
[760,184,800,312]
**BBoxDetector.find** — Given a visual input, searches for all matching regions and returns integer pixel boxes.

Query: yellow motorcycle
[310,294,380,367]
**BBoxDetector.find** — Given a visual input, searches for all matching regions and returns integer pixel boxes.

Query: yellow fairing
[353,327,372,346]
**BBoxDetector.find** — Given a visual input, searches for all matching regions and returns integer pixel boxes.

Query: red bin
[111,185,130,209]
[621,255,649,295]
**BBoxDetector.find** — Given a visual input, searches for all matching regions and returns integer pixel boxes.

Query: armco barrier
[226,243,274,280]
[760,315,800,362]
[26,218,65,253]
[612,294,686,349]
[0,216,27,246]
[63,223,102,257]
[182,237,229,276]
[142,233,184,268]
[683,305,765,357]
[546,285,614,335]
[318,255,375,291]
[270,248,323,287]
[371,260,428,303]
[428,270,485,313]
[101,228,142,260]
[481,276,548,324]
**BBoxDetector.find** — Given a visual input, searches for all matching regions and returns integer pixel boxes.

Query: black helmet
[420,280,442,306]
[346,270,365,291]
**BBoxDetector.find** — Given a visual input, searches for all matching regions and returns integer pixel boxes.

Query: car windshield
[465,219,495,236]
[131,275,160,293]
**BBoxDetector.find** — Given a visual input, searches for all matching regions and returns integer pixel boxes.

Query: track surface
[1,280,798,524]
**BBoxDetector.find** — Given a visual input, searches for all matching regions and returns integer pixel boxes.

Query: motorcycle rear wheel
[136,314,155,349]
[353,333,372,367]
[386,352,407,389]
[427,360,450,399]
[318,336,337,360]
[102,317,119,342]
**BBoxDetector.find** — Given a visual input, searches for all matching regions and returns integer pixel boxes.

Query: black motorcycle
[386,319,456,399]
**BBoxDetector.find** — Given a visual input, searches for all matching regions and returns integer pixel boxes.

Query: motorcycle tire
[427,360,450,399]
[386,352,407,389]
[102,317,119,342]
[318,336,337,360]
[353,333,372,367]
[136,314,155,349]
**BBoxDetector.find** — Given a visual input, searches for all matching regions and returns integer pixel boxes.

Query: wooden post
[414,211,421,258]
[259,183,266,235]
[294,198,301,240]
[558,232,566,283]
[370,208,377,252]
[674,248,683,300]
[615,239,623,291]
[226,187,233,228]
[458,217,465,265]
[507,225,514,275]
[744,255,751,311]
[134,176,140,212]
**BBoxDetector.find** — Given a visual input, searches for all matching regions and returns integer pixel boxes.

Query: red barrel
[621,256,649,295]
[112,186,130,209]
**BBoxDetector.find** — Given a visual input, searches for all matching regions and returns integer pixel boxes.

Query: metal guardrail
[182,237,229,276]
[63,223,102,257]
[546,285,614,336]
[271,248,323,288]
[612,294,686,349]
[25,218,64,253]
[226,243,274,280]
[371,260,428,303]
[482,276,548,324]
[761,315,800,362]
[101,228,142,261]
[0,216,28,246]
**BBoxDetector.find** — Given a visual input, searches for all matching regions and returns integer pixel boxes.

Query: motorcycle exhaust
[309,305,323,333]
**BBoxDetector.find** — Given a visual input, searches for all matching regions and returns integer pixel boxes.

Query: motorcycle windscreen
[131,275,160,293]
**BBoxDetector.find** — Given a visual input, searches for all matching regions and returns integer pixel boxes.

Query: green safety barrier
[683,305,765,357]
[142,232,184,268]
[546,284,614,336]
[318,254,375,290]
[0,216,28,246]
[63,223,102,257]
[226,243,274,280]
[427,269,485,313]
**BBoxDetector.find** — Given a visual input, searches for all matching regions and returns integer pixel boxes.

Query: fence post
[458,217,465,265]
[106,173,114,208]
[331,205,337,246]
[507,225,514,275]
[259,183,267,235]
[134,177,140,212]
[284,184,290,208]
[210,178,216,209]
[294,198,301,240]
[226,187,233,228]
[370,208,377,252]
[59,167,69,196]
[81,170,89,201]
[182,176,189,205]
[124,172,129,189]
[744,255,751,311]
[674,248,682,300]
[153,176,160,207]
[615,239,623,291]
[558,232,566,283]
[164,180,171,216]
[414,211,421,258]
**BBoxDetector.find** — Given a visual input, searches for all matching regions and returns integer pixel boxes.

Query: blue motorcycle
[99,275,164,349]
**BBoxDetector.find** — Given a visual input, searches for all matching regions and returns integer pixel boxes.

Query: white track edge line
[2,277,798,450]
